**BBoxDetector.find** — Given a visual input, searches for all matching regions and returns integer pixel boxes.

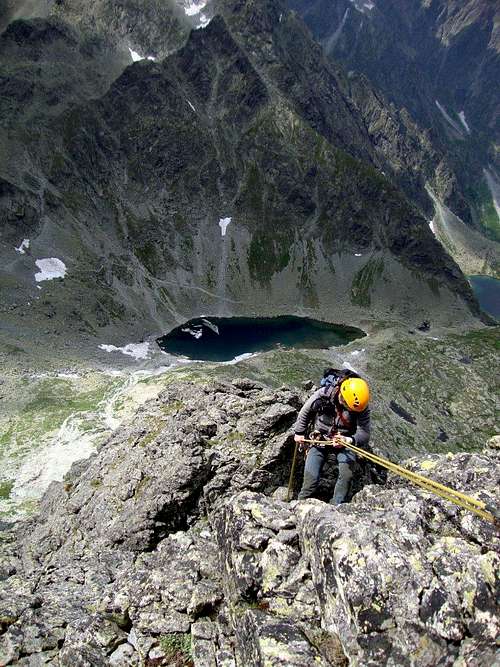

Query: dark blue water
[156,316,365,362]
[468,276,500,319]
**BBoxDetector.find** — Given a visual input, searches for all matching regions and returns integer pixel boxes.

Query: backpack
[309,368,361,433]
[320,367,361,389]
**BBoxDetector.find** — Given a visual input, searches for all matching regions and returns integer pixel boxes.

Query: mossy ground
[158,633,193,666]
[467,180,500,243]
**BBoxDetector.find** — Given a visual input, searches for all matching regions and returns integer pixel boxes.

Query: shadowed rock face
[288,0,500,236]
[288,0,499,147]
[0,378,498,665]
[0,0,192,57]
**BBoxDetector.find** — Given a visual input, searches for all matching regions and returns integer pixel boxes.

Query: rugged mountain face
[0,0,194,57]
[1,377,498,665]
[0,0,484,359]
[288,0,500,263]
[288,0,499,141]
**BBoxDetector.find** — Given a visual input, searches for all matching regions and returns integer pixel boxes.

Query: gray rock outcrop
[0,379,498,665]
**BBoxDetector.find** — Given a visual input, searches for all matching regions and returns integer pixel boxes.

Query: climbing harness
[295,437,499,525]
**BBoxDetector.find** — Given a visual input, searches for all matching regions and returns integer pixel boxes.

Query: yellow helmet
[340,377,370,412]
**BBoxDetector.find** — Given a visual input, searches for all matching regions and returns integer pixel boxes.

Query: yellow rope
[287,442,299,502]
[301,438,498,524]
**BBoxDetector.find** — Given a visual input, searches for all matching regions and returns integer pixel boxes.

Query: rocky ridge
[0,378,498,666]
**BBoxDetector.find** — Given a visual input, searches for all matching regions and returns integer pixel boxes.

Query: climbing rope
[287,442,300,502]
[299,438,499,525]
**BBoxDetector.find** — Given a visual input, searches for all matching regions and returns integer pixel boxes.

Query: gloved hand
[332,435,354,449]
[294,434,309,454]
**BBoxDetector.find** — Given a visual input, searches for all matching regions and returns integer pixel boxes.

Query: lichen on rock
[0,378,497,665]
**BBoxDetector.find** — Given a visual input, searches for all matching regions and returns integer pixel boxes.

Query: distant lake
[468,275,500,319]
[156,316,365,362]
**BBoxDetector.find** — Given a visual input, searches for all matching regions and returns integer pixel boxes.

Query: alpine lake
[468,275,500,320]
[156,315,365,362]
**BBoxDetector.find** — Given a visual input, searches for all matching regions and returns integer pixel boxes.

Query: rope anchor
[298,438,499,525]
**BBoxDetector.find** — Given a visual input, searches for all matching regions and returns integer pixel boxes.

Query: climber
[293,370,370,505]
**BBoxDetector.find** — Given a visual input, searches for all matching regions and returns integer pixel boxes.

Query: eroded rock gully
[0,380,498,666]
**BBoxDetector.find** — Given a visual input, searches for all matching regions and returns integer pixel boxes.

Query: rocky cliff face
[288,0,500,265]
[1,378,498,665]
[0,0,484,358]
[288,0,499,142]
[0,0,193,57]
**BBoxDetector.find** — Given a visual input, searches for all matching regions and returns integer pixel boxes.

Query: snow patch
[202,319,219,334]
[183,0,210,27]
[219,217,232,237]
[15,239,30,254]
[435,100,463,135]
[99,342,150,360]
[197,14,210,28]
[57,373,80,380]
[325,7,350,54]
[429,220,436,235]
[34,258,66,282]
[341,360,357,372]
[129,47,155,62]
[184,0,207,16]
[348,0,374,13]
[10,364,179,510]
[174,357,205,365]
[350,349,365,356]
[223,352,257,365]
[354,253,362,257]
[483,168,500,222]
[182,327,203,339]
[458,111,471,134]
[187,100,196,112]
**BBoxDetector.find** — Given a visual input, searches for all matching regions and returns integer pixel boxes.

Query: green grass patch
[134,241,161,276]
[248,228,292,284]
[158,633,193,666]
[161,400,185,415]
[242,162,264,217]
[351,258,384,307]
[467,179,500,243]
[0,480,14,500]
[21,377,118,434]
[138,418,166,448]
[134,475,151,498]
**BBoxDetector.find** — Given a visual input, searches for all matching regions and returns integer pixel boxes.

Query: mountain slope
[0,2,484,359]
[288,0,500,261]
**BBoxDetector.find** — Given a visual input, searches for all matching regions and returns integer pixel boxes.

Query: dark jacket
[294,385,370,448]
